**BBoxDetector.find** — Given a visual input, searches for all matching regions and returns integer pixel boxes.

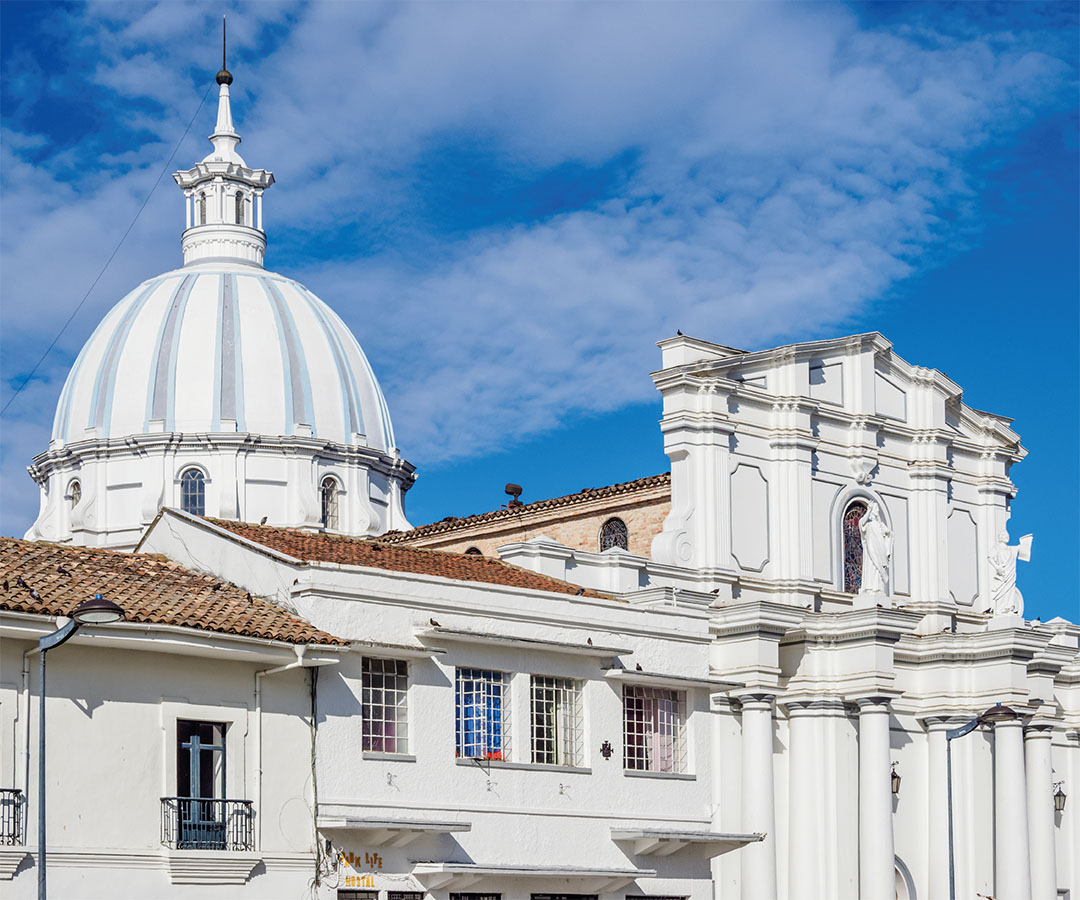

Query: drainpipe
[254,644,311,851]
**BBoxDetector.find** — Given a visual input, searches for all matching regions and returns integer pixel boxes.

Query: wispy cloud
[0,1,1074,535]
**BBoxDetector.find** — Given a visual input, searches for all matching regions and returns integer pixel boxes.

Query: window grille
[450,895,501,900]
[627,896,690,900]
[180,468,206,517]
[69,481,81,509]
[338,892,377,900]
[387,894,424,900]
[533,895,599,900]
[600,517,629,551]
[235,191,245,225]
[321,476,340,530]
[361,657,409,754]
[456,668,509,760]
[531,676,583,766]
[465,546,483,555]
[842,501,868,593]
[198,193,206,225]
[623,685,687,773]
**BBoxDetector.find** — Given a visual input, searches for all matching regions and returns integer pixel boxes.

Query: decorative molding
[163,850,262,885]
[0,847,29,880]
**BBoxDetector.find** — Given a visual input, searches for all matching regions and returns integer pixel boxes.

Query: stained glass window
[180,468,206,517]
[843,501,868,593]
[321,477,339,530]
[600,517,629,551]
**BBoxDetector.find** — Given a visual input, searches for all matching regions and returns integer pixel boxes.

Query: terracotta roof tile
[379,472,671,543]
[208,519,612,600]
[0,537,346,646]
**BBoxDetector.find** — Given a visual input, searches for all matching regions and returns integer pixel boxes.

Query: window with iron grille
[599,517,629,551]
[337,893,377,900]
[321,476,340,530]
[450,894,501,900]
[626,896,690,899]
[456,668,509,760]
[531,676,583,766]
[361,657,408,754]
[180,468,206,517]
[623,685,687,773]
[387,894,424,900]
[533,895,598,900]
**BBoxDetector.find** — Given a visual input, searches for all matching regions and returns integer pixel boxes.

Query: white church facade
[1,60,1077,900]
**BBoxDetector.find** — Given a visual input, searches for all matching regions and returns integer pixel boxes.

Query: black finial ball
[216,68,233,86]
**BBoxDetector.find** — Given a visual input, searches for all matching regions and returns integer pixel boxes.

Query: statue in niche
[858,501,892,595]
[989,529,1033,617]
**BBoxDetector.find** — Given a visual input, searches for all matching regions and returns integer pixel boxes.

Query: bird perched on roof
[260,516,268,525]
[29,589,40,600]
[586,637,593,645]
[211,583,222,591]
[575,588,585,595]
[57,565,71,576]
[429,618,440,627]
[2,579,8,592]
[16,575,26,588]
[635,663,643,671]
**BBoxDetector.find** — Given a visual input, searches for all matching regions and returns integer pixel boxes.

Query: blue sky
[1,1,1076,621]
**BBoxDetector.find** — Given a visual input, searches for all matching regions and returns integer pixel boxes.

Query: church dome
[51,262,395,452]
[27,62,414,550]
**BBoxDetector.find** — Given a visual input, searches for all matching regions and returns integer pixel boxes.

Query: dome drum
[182,224,266,266]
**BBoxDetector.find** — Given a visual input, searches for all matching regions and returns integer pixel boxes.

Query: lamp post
[945,703,1018,900]
[37,594,124,900]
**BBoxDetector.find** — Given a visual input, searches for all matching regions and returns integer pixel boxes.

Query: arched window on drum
[321,477,340,530]
[842,500,869,593]
[235,191,245,225]
[180,468,206,518]
[599,517,629,552]
[68,480,82,509]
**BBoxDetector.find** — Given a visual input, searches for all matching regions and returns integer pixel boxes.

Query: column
[857,698,896,900]
[994,718,1032,900]
[1025,725,1057,900]
[923,718,951,900]
[787,702,819,899]
[740,693,778,900]
[256,192,263,230]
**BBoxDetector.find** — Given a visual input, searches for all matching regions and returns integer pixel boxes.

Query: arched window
[235,191,244,225]
[180,468,206,517]
[600,517,629,552]
[842,500,869,593]
[321,477,339,530]
[69,481,81,509]
[465,546,483,556]
[198,193,207,225]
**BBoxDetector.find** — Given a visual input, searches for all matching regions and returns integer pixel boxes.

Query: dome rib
[295,284,361,441]
[259,275,315,436]
[87,279,163,439]
[148,274,199,431]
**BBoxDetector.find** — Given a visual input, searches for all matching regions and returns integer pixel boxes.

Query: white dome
[52,261,396,452]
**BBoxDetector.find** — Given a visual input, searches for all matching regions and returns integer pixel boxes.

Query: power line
[1,81,215,418]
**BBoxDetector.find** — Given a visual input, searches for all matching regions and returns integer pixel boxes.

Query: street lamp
[946,703,1018,900]
[891,762,902,795]
[1053,781,1067,813]
[37,594,124,900]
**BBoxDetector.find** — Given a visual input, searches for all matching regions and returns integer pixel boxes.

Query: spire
[206,16,243,164]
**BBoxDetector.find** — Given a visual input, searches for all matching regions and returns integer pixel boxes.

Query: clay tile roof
[207,519,611,600]
[378,472,672,543]
[0,537,346,646]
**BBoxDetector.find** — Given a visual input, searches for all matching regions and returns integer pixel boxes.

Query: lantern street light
[945,703,1019,900]
[1053,781,1067,813]
[37,594,124,900]
[890,762,901,795]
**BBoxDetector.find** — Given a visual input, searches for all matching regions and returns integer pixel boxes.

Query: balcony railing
[1,789,24,845]
[160,797,254,851]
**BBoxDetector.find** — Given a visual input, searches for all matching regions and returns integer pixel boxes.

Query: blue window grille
[456,668,509,760]
[180,468,206,517]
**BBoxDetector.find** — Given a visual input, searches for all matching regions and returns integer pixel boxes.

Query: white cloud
[0,1,1072,536]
